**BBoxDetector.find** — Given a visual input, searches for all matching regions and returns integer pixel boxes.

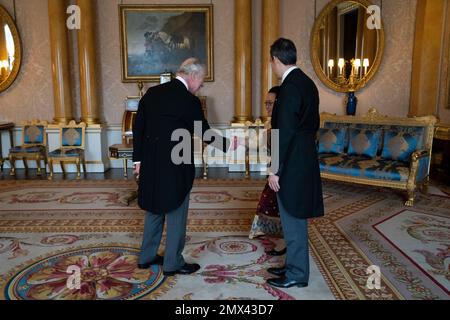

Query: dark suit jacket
[271,68,324,219]
[133,79,228,214]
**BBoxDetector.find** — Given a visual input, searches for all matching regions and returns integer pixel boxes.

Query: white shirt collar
[176,76,189,91]
[282,66,299,83]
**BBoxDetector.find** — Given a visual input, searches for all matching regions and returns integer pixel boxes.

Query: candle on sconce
[353,59,361,76]
[338,58,345,75]
[328,59,334,77]
[0,60,7,79]
[363,58,370,75]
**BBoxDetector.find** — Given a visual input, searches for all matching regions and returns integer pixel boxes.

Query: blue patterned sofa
[318,108,437,206]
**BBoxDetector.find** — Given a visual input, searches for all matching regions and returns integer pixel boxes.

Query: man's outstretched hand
[133,163,141,178]
[268,175,280,192]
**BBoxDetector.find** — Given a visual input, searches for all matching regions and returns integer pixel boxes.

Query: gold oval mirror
[311,0,384,93]
[0,5,22,93]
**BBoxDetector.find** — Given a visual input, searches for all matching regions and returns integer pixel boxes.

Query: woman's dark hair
[268,86,280,97]
[270,38,297,65]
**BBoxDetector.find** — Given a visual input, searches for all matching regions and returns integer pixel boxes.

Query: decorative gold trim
[118,4,214,83]
[0,5,22,93]
[310,0,385,93]
[435,124,450,140]
[321,172,407,190]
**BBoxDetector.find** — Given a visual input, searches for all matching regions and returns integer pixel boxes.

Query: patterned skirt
[249,183,283,239]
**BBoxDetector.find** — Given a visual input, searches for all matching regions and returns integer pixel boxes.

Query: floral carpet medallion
[0,179,449,300]
[4,246,171,300]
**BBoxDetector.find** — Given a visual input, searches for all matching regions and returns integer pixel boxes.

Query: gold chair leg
[203,160,208,180]
[9,155,16,176]
[48,159,54,180]
[420,177,430,195]
[75,159,81,179]
[203,145,208,180]
[60,162,66,176]
[36,154,42,176]
[82,157,87,177]
[23,158,29,175]
[405,188,415,207]
[43,156,48,175]
[123,158,128,178]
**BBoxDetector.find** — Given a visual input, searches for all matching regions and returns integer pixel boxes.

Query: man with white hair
[133,58,229,276]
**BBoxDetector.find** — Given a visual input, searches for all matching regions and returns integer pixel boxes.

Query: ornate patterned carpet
[0,179,448,300]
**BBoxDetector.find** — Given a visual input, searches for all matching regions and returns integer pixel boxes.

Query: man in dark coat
[266,38,325,288]
[133,58,229,276]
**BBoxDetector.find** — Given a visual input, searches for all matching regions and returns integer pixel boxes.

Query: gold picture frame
[119,4,214,83]
[310,0,385,93]
[0,5,22,93]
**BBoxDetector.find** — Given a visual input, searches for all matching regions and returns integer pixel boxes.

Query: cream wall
[0,0,418,126]
[0,0,54,123]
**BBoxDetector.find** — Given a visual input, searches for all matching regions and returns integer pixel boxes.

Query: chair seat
[48,148,84,157]
[319,154,410,182]
[10,146,45,154]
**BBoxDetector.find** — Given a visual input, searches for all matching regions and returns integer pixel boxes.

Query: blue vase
[346,92,358,116]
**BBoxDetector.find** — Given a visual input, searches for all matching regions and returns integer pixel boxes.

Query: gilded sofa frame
[319,108,437,206]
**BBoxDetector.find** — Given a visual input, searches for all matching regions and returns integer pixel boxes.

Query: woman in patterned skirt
[249,87,286,256]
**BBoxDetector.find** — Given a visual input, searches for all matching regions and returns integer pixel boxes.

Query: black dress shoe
[267,276,308,288]
[266,248,287,256]
[163,263,201,276]
[137,255,164,269]
[267,266,286,276]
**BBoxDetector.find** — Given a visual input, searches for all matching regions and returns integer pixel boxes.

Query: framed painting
[119,4,214,83]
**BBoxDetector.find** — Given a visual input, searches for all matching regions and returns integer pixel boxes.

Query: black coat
[133,79,227,214]
[271,68,324,219]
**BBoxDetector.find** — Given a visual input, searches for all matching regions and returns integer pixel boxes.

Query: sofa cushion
[319,154,409,182]
[381,131,420,162]
[353,124,385,153]
[318,128,347,154]
[348,129,382,158]
[385,126,425,150]
[323,122,350,151]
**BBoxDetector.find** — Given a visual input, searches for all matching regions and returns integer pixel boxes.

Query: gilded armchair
[47,121,87,179]
[9,120,48,176]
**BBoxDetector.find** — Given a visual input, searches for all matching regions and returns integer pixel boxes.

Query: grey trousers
[277,194,310,283]
[139,193,190,272]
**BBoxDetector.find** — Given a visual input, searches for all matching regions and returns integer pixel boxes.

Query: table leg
[8,129,14,149]
[0,132,3,172]
[123,158,128,178]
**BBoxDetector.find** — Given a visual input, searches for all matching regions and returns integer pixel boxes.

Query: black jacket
[133,79,227,214]
[271,68,324,219]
